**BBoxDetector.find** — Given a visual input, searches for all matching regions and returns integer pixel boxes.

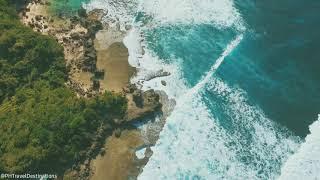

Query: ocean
[50,0,90,16]
[82,0,320,179]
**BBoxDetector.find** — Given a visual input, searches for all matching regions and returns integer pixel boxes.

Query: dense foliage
[0,0,66,102]
[0,0,127,174]
[0,81,126,173]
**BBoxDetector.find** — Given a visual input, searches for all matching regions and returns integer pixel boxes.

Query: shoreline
[89,91,176,180]
[20,1,174,179]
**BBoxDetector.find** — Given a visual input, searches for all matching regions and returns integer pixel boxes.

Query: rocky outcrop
[143,69,171,81]
[161,80,167,86]
[64,83,165,180]
[21,1,105,97]
[68,8,103,72]
[120,84,162,124]
[66,79,98,98]
[20,2,171,179]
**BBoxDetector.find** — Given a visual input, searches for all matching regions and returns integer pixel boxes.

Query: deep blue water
[144,0,320,137]
[85,0,320,178]
[222,0,320,136]
[145,25,237,85]
[137,0,319,178]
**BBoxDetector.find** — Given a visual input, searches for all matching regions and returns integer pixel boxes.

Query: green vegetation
[0,0,127,174]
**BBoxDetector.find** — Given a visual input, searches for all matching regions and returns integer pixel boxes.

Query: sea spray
[279,115,320,180]
[84,0,139,30]
[83,0,302,179]
[190,34,243,94]
[138,64,299,179]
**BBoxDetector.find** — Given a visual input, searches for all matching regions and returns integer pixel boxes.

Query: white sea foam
[137,39,300,179]
[122,23,189,100]
[189,34,243,95]
[86,0,244,30]
[84,0,301,179]
[136,148,147,159]
[84,0,138,30]
[139,91,256,179]
[139,0,244,29]
[279,115,320,180]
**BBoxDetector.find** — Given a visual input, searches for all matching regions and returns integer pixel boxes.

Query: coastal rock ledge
[123,84,162,123]
[18,1,171,179]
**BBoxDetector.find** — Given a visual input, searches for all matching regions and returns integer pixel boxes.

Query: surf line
[174,34,243,107]
[189,34,244,96]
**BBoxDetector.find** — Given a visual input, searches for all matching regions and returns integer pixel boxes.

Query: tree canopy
[0,0,127,174]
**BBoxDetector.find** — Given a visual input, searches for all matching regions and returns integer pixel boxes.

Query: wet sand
[90,130,147,180]
[95,29,135,93]
[88,92,175,180]
[20,2,153,180]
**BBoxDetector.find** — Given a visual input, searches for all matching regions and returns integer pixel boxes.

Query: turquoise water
[141,0,320,137]
[85,0,320,179]
[144,25,237,86]
[50,0,89,16]
[223,0,320,136]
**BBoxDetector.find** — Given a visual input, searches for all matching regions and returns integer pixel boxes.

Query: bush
[0,81,126,174]
[0,0,127,174]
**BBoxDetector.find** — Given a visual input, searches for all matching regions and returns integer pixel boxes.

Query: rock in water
[144,69,171,81]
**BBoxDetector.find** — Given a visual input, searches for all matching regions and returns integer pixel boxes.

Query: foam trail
[139,89,254,179]
[84,1,300,179]
[139,75,299,180]
[87,0,244,30]
[279,114,320,180]
[138,0,244,30]
[189,34,243,96]
[137,33,298,179]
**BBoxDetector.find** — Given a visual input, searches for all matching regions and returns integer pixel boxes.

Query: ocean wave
[138,0,244,29]
[84,0,138,30]
[83,0,302,179]
[279,114,320,180]
[85,0,244,30]
[137,37,300,179]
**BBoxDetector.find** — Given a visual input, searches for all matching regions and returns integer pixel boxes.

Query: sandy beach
[95,29,136,92]
[20,1,173,179]
[90,130,147,180]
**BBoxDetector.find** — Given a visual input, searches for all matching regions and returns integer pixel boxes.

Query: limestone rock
[124,87,162,123]
[144,69,171,81]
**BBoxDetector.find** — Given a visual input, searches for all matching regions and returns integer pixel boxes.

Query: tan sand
[90,130,146,180]
[21,3,169,180]
[95,30,135,92]
[88,92,175,180]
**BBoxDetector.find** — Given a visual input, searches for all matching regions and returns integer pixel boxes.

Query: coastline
[19,1,174,179]
[89,91,175,180]
[8,0,318,179]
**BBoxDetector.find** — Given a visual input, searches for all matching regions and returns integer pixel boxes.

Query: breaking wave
[279,115,320,180]
[84,0,304,179]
